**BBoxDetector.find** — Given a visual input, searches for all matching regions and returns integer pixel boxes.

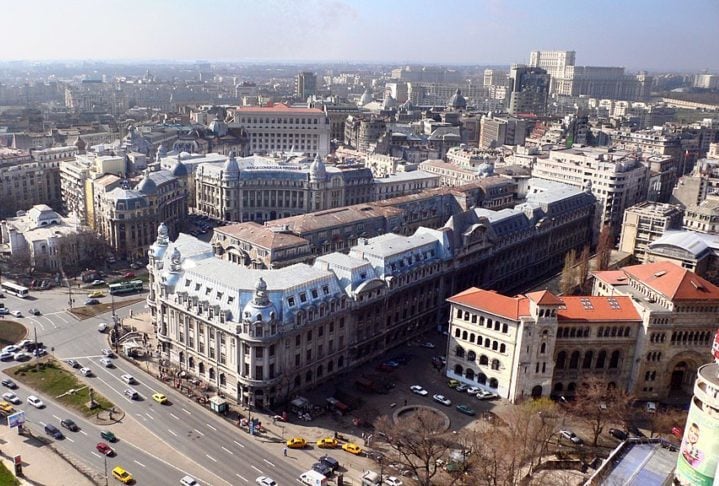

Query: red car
[122,272,135,279]
[672,426,684,439]
[96,442,114,456]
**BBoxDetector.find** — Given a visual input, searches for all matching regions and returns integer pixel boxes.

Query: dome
[171,157,188,177]
[222,151,240,180]
[73,136,86,150]
[359,89,373,106]
[242,277,277,324]
[157,222,169,239]
[136,175,157,195]
[448,88,467,110]
[477,161,494,177]
[309,154,326,181]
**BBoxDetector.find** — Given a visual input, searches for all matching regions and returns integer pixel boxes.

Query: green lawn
[8,360,114,417]
[0,461,19,485]
[0,320,27,347]
[69,296,145,320]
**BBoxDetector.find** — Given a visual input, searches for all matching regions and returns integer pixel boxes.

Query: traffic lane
[81,356,304,485]
[4,381,196,486]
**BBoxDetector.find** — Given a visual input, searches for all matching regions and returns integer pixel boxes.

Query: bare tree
[559,249,577,295]
[374,409,451,486]
[57,229,108,273]
[596,225,614,271]
[645,407,688,438]
[7,246,31,274]
[570,377,633,446]
[577,245,591,293]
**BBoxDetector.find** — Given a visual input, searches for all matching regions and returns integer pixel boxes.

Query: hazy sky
[2,0,717,71]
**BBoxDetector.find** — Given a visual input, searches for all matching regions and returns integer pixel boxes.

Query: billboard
[675,398,719,486]
[6,411,26,428]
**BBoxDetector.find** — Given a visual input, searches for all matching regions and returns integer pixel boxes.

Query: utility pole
[34,326,39,372]
[104,453,108,486]
[111,292,120,354]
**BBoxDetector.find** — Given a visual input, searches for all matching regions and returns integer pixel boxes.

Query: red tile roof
[622,261,719,301]
[557,296,641,322]
[592,270,629,286]
[448,288,530,321]
[526,290,563,306]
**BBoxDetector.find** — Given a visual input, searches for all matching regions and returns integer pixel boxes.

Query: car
[410,385,428,396]
[0,401,15,414]
[180,475,199,486]
[319,455,339,472]
[342,443,362,455]
[475,390,497,400]
[447,379,460,388]
[152,393,168,404]
[66,359,80,368]
[98,323,108,332]
[100,430,117,442]
[421,342,436,349]
[2,392,20,404]
[91,280,106,286]
[432,394,452,406]
[28,308,40,315]
[672,426,684,439]
[10,310,22,317]
[80,367,92,377]
[100,357,113,367]
[2,345,20,354]
[0,308,7,315]
[84,299,100,305]
[0,352,13,361]
[312,462,332,476]
[32,348,47,357]
[87,291,105,298]
[646,401,657,414]
[286,437,307,449]
[107,257,116,263]
[316,437,339,448]
[456,404,476,416]
[130,263,141,270]
[111,466,133,484]
[124,389,139,400]
[122,272,136,279]
[2,379,17,389]
[455,383,469,393]
[384,477,404,486]
[255,476,277,486]
[27,395,44,408]
[18,339,33,349]
[609,428,628,441]
[560,430,583,444]
[13,352,30,361]
[466,386,482,395]
[96,442,114,456]
[61,418,79,432]
[102,348,114,357]
[44,423,64,440]
[121,374,136,384]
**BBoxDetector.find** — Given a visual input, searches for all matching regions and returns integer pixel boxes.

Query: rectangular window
[256,347,264,358]
[255,365,263,380]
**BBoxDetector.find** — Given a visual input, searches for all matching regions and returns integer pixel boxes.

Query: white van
[299,470,327,486]
[100,357,113,367]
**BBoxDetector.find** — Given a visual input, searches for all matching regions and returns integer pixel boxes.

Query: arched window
[465,368,475,380]
[338,356,344,368]
[220,373,226,386]
[199,362,205,374]
[477,373,487,385]
[467,351,476,362]
[469,333,475,343]
[582,351,593,369]
[306,370,313,382]
[502,323,508,333]
[598,327,604,337]
[317,365,324,378]
[540,342,546,354]
[479,355,489,366]
[209,367,215,380]
[462,330,468,340]
[531,385,542,398]
[454,364,463,375]
[556,351,567,369]
[624,327,630,337]
[455,346,465,358]
[484,338,491,347]
[500,343,506,353]
[554,383,564,392]
[569,351,580,369]
[596,350,606,369]
[570,328,576,338]
[609,350,620,369]
[454,328,460,338]
[567,382,576,392]
[188,356,195,369]
[294,376,301,388]
[492,341,498,351]
[491,359,500,371]
[489,378,499,389]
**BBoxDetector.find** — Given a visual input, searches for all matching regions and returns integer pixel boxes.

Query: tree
[577,245,591,293]
[570,377,633,446]
[596,225,614,271]
[559,249,577,295]
[374,409,452,486]
[57,229,109,274]
[645,407,688,438]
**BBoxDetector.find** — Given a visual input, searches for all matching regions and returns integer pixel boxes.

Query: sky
[1,0,717,71]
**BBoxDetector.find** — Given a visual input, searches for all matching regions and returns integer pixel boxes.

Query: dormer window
[299,292,307,303]
[288,297,296,307]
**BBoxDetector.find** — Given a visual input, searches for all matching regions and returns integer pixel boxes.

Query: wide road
[1,286,308,485]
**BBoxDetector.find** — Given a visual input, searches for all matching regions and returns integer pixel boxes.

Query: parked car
[96,442,114,456]
[13,352,30,361]
[286,437,307,449]
[2,392,20,404]
[130,262,141,270]
[456,404,476,416]
[0,352,13,361]
[447,379,460,389]
[28,308,40,315]
[385,477,404,486]
[97,323,108,332]
[432,394,452,406]
[32,348,47,357]
[0,308,7,315]
[79,367,92,377]
[44,423,64,440]
[421,342,436,349]
[410,385,428,396]
[122,272,135,279]
[466,387,481,395]
[65,359,80,368]
[84,299,99,305]
[91,280,106,286]
[10,310,22,317]
[560,430,583,444]
[2,379,17,389]
[61,418,79,432]
[2,345,19,354]
[455,383,469,393]
[342,443,362,455]
[609,428,628,441]
[27,395,44,408]
[475,390,497,400]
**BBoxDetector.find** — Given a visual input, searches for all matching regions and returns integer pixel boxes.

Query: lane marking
[221,446,233,455]
[133,460,146,468]
[207,423,217,431]
[236,474,248,482]
[90,451,101,459]
[233,440,245,448]
[206,454,217,463]
[251,465,262,474]
[182,407,192,415]
[193,428,204,436]
[28,317,45,330]
[39,421,46,427]
[66,437,74,443]
[41,315,58,329]
[52,414,61,421]
[263,459,275,468]
[170,413,180,420]
[145,412,154,420]
[168,429,178,437]
[80,430,88,436]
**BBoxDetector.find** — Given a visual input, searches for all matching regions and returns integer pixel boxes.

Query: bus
[109,280,143,295]
[0,282,29,298]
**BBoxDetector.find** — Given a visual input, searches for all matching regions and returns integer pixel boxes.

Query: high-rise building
[508,65,550,116]
[618,201,684,262]
[296,71,317,99]
[479,114,528,148]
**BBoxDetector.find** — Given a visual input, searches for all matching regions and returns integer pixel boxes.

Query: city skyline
[1,0,717,71]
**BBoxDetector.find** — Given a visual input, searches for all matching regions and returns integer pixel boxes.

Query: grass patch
[0,320,27,347]
[69,297,145,320]
[8,359,115,417]
[0,461,19,486]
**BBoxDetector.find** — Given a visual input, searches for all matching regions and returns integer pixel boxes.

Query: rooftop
[269,205,403,234]
[214,222,309,250]
[234,103,324,115]
[448,288,531,321]
[623,261,719,301]
[586,438,678,486]
[558,296,641,322]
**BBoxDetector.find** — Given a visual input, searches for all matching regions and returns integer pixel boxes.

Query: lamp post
[103,454,108,486]
[111,292,120,354]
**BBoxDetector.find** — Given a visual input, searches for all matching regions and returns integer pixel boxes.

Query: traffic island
[6,359,117,419]
[69,297,145,320]
[0,320,27,347]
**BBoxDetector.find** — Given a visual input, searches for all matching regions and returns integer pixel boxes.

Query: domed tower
[73,136,86,154]
[448,88,467,111]
[358,88,373,106]
[308,154,327,211]
[147,222,171,335]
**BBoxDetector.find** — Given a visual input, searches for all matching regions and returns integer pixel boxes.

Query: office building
[508,65,550,116]
[0,147,63,217]
[529,50,576,79]
[619,202,684,262]
[296,72,317,99]
[479,114,528,148]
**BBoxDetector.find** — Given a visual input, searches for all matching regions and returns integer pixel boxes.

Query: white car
[10,310,22,317]
[2,392,21,404]
[13,352,30,361]
[121,374,136,384]
[410,385,428,396]
[384,477,404,486]
[2,345,20,354]
[97,323,108,333]
[475,389,497,400]
[0,308,8,315]
[80,367,92,377]
[27,395,44,408]
[560,430,583,444]
[432,394,452,406]
[256,476,277,486]
[466,386,481,395]
[101,348,114,357]
[100,358,113,367]
[180,475,199,486]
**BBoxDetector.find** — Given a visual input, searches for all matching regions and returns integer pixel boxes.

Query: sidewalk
[0,426,94,486]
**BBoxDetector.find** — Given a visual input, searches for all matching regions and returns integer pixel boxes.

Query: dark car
[312,462,333,477]
[100,430,117,442]
[84,299,100,305]
[319,455,340,472]
[1,379,17,389]
[61,418,79,432]
[44,424,64,440]
[609,428,628,441]
[28,308,40,315]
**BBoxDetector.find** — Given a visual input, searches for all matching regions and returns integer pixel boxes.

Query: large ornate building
[446,261,719,403]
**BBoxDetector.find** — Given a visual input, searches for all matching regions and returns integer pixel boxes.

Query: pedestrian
[283,447,287,457]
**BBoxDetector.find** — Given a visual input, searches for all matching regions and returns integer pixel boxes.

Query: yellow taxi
[111,466,133,484]
[316,437,339,449]
[87,290,105,298]
[152,393,168,404]
[286,437,307,449]
[342,442,362,455]
[0,401,14,414]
